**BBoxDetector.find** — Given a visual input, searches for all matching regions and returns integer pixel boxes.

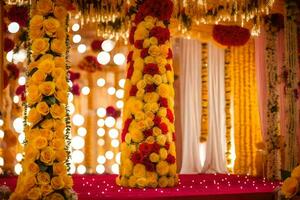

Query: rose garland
[10,0,77,199]
[117,0,178,188]
[200,43,208,142]
[265,15,281,180]
[283,0,299,172]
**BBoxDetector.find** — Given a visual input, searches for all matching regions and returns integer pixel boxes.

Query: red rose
[165,142,170,150]
[126,62,134,79]
[159,123,168,134]
[149,27,170,44]
[172,132,176,141]
[165,64,172,71]
[6,63,19,79]
[131,152,143,164]
[7,6,29,27]
[167,48,173,59]
[143,129,153,137]
[71,83,80,96]
[142,157,155,171]
[140,48,149,58]
[143,63,159,75]
[152,142,160,153]
[4,38,14,52]
[139,143,153,156]
[106,106,120,119]
[69,71,80,82]
[121,118,133,142]
[91,39,103,52]
[134,40,144,49]
[160,98,168,107]
[166,154,176,164]
[166,108,174,123]
[145,84,157,93]
[129,27,136,44]
[16,85,25,95]
[130,85,138,96]
[127,51,133,63]
[154,116,161,126]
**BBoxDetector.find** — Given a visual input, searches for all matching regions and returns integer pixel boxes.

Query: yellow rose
[134,111,145,121]
[40,129,53,140]
[37,172,50,185]
[143,92,159,103]
[40,147,55,165]
[136,177,147,188]
[61,175,73,188]
[28,108,42,125]
[143,39,151,48]
[166,71,174,83]
[30,29,45,40]
[54,6,67,21]
[149,37,158,45]
[36,101,50,115]
[30,70,46,84]
[51,39,66,55]
[30,15,44,29]
[158,176,168,188]
[51,138,65,150]
[292,165,300,181]
[169,142,176,155]
[51,68,66,80]
[156,21,166,28]
[27,187,42,200]
[145,136,155,144]
[32,38,49,55]
[54,120,66,132]
[136,89,145,99]
[41,119,55,129]
[153,126,162,136]
[158,107,167,117]
[38,58,55,73]
[24,146,40,161]
[39,81,56,96]
[24,175,37,191]
[55,149,67,162]
[47,192,65,200]
[144,56,155,64]
[134,26,149,40]
[153,74,162,85]
[282,177,299,198]
[43,18,60,36]
[122,159,133,176]
[145,21,155,30]
[41,184,53,196]
[33,136,48,149]
[149,153,160,163]
[54,57,66,68]
[169,164,177,176]
[137,80,146,90]
[53,162,67,175]
[160,44,169,57]
[157,84,170,98]
[125,134,131,144]
[36,0,53,15]
[150,103,159,113]
[55,77,68,91]
[130,129,144,143]
[55,90,67,104]
[159,148,168,160]
[131,71,143,85]
[55,27,66,40]
[133,164,146,178]
[133,58,144,71]
[157,135,167,146]
[50,104,66,119]
[51,176,65,190]
[26,162,40,174]
[40,53,54,61]
[128,176,137,187]
[159,65,166,74]
[130,144,137,152]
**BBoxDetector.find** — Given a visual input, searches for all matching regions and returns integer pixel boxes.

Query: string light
[98,139,105,146]
[77,165,86,174]
[72,150,85,163]
[72,23,80,32]
[71,136,85,150]
[108,129,118,139]
[6,51,13,62]
[0,130,4,139]
[105,151,114,160]
[78,44,87,53]
[97,51,111,65]
[13,117,23,133]
[73,114,85,126]
[105,117,115,128]
[97,119,105,127]
[115,89,124,99]
[18,76,26,85]
[107,87,116,95]
[8,22,20,33]
[97,128,105,137]
[101,39,115,52]
[73,34,82,43]
[14,163,22,175]
[97,107,106,118]
[97,78,106,87]
[96,164,105,174]
[97,155,106,164]
[78,127,87,137]
[113,53,126,65]
[116,100,124,109]
[118,79,125,88]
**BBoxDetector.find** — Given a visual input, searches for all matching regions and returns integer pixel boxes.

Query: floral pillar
[117,0,178,188]
[10,0,76,199]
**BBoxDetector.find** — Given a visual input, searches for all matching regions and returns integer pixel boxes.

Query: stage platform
[0,174,280,200]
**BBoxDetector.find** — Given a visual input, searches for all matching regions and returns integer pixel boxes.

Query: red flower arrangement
[160,97,168,107]
[7,6,29,27]
[149,27,170,44]
[141,48,149,58]
[121,118,133,142]
[78,55,102,73]
[4,38,15,52]
[91,39,104,52]
[69,71,80,82]
[127,51,133,63]
[106,106,121,119]
[134,0,173,24]
[212,25,250,46]
[16,85,26,101]
[6,63,19,79]
[129,85,138,96]
[71,83,80,96]
[134,40,144,49]
[143,63,159,75]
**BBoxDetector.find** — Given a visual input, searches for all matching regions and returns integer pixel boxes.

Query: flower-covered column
[117,0,178,188]
[10,0,76,199]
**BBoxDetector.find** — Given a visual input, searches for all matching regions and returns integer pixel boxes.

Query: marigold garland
[200,43,208,142]
[10,0,77,199]
[231,40,262,176]
[116,0,178,188]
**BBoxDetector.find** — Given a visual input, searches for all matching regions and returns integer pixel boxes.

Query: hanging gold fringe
[200,43,208,142]
[232,39,262,176]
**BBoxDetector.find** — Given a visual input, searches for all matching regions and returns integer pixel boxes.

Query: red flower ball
[141,48,149,58]
[134,40,144,49]
[71,83,80,96]
[4,38,15,52]
[131,152,143,164]
[106,106,120,119]
[160,98,168,107]
[91,39,104,52]
[129,27,136,44]
[127,51,133,63]
[130,85,138,96]
[126,62,134,79]
[167,48,173,59]
[149,27,170,44]
[143,63,159,76]
[159,123,168,134]
[122,118,133,142]
[166,154,176,164]
[212,25,250,46]
[166,108,174,123]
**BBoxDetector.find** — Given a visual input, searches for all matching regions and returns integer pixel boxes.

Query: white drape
[177,38,202,173]
[201,43,227,173]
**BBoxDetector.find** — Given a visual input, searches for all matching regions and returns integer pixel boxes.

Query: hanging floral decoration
[69,71,81,96]
[106,106,121,119]
[10,0,77,199]
[212,25,250,46]
[91,39,104,52]
[200,43,208,142]
[280,165,300,199]
[117,0,178,188]
[78,55,102,73]
[264,14,281,180]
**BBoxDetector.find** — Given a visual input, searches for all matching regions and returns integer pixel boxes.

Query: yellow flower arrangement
[282,177,299,198]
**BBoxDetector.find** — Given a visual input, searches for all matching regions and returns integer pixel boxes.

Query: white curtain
[201,43,227,173]
[176,38,202,173]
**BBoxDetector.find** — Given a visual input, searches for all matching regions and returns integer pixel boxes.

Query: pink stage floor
[0,174,280,200]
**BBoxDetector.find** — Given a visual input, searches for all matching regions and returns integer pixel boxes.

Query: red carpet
[0,174,280,200]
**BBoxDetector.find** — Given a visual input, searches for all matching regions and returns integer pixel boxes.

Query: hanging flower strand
[10,0,77,199]
[117,0,178,188]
